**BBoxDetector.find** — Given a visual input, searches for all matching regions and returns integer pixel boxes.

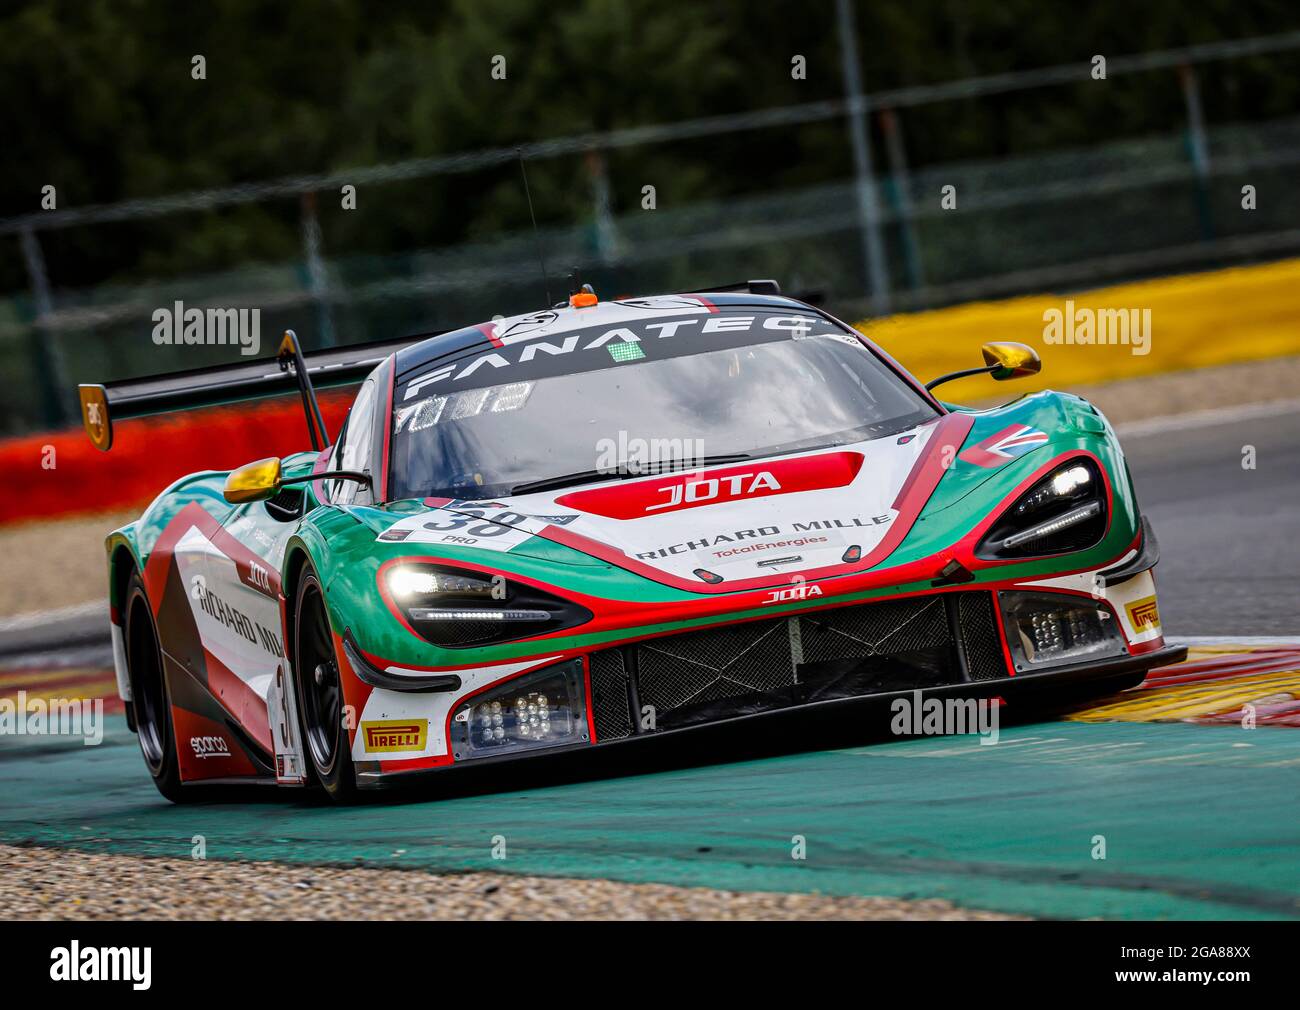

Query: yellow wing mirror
[224,457,284,504]
[223,456,374,504]
[981,341,1041,380]
[925,341,1041,392]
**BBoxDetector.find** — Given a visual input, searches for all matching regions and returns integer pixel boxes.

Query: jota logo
[557,451,864,520]
[647,470,779,512]
[50,942,151,990]
[362,719,429,753]
[1042,299,1151,356]
[151,300,261,356]
[765,583,822,604]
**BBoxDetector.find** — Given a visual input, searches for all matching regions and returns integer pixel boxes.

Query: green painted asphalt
[1,720,1297,920]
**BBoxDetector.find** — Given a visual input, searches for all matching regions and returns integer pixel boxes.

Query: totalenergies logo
[556,452,864,520]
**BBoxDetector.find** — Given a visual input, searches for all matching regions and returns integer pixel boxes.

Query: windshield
[389,309,938,501]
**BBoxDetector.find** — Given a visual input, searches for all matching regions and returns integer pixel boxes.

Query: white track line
[1115,397,1300,438]
[1167,636,1300,648]
[0,600,107,634]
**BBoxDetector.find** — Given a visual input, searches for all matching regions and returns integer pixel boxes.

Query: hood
[376,416,957,589]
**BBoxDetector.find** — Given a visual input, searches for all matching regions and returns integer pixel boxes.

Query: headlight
[977,459,1107,559]
[449,659,588,759]
[998,591,1128,671]
[387,566,497,600]
[382,564,592,648]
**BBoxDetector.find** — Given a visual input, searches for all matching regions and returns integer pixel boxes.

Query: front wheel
[293,568,356,802]
[124,570,188,802]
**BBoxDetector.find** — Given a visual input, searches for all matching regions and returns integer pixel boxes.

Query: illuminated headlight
[977,459,1107,559]
[1014,464,1092,515]
[449,659,588,758]
[999,591,1127,670]
[387,566,496,600]
[381,564,593,649]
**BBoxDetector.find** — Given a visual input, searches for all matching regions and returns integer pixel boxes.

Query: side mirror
[223,457,373,505]
[925,341,1041,392]
[981,341,1041,381]
[224,457,283,504]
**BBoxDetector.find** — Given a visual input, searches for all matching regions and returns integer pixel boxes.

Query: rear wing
[78,330,417,452]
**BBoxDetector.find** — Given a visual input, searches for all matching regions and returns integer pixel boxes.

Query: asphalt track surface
[0,407,1297,920]
[1121,402,1300,636]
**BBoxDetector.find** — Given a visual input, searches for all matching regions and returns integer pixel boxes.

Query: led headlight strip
[1000,500,1102,549]
[409,608,550,622]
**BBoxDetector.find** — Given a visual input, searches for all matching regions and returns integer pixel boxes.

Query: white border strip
[1168,635,1300,647]
[1116,398,1300,438]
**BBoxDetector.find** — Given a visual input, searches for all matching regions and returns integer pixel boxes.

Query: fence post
[879,107,924,291]
[835,0,890,315]
[1179,63,1215,241]
[300,191,336,347]
[18,226,71,428]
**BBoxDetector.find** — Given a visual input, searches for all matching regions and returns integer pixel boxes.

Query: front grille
[589,591,1007,741]
[799,596,950,664]
[637,619,796,714]
[589,649,634,741]
[957,591,1006,682]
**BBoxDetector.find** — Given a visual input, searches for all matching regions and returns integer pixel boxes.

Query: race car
[80,281,1185,801]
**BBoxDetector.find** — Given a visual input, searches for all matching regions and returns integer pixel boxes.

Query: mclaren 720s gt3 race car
[79,282,1184,801]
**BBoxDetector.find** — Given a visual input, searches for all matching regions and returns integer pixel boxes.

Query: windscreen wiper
[510,454,752,497]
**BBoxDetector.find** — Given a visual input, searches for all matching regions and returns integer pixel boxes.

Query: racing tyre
[124,570,187,803]
[293,568,356,802]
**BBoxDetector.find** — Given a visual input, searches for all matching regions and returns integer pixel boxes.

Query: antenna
[517,149,553,308]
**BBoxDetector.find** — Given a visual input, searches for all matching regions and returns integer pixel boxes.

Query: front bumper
[355,584,1186,789]
[357,644,1187,788]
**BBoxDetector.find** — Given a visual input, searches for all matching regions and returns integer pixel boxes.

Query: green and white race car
[80,283,1184,801]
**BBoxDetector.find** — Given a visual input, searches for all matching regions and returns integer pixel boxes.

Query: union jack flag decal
[958,424,1049,468]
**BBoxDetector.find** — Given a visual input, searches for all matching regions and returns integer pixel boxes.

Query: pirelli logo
[1125,596,1161,632]
[361,719,428,753]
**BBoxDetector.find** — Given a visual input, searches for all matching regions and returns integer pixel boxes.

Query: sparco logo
[190,734,231,759]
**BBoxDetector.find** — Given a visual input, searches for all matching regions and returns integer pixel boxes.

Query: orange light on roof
[569,291,598,308]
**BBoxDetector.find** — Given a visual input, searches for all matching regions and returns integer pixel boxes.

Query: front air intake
[587,591,1007,741]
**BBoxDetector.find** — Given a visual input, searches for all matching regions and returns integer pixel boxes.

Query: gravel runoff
[0,843,1020,921]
